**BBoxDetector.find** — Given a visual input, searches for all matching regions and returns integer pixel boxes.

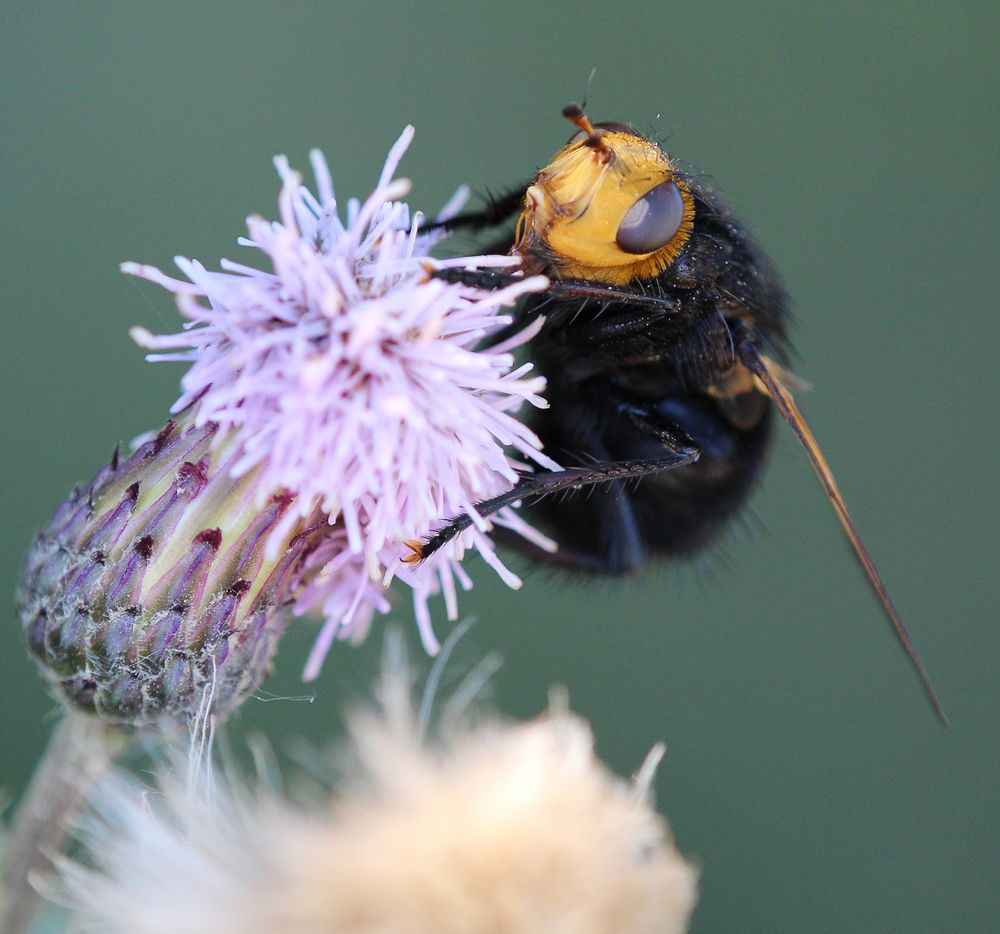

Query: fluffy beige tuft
[65,683,696,934]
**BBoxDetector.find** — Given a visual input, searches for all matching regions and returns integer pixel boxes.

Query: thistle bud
[17,418,323,727]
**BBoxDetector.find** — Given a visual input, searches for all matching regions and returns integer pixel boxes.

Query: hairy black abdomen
[623,395,772,555]
[526,379,772,571]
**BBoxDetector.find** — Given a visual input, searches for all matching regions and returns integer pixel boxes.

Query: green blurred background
[2,3,996,931]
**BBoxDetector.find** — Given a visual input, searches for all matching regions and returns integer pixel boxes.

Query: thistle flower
[61,665,697,934]
[17,127,556,727]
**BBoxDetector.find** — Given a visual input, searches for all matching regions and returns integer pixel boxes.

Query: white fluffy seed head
[63,678,696,933]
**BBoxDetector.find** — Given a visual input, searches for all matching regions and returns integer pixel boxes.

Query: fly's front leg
[408,446,699,567]
[422,184,529,235]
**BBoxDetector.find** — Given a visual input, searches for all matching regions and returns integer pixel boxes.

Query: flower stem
[2,714,126,933]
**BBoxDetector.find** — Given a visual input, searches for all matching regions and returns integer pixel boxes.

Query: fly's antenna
[562,102,613,162]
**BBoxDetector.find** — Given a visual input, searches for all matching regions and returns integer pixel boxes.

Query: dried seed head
[62,665,697,933]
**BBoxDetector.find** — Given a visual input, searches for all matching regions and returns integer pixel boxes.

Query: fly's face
[516,105,694,286]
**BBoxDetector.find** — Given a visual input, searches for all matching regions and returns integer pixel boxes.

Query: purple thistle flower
[26,125,556,712]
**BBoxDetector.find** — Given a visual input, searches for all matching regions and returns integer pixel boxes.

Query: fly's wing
[736,331,947,725]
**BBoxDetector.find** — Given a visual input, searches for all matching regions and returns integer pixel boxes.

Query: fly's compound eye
[615,180,686,255]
